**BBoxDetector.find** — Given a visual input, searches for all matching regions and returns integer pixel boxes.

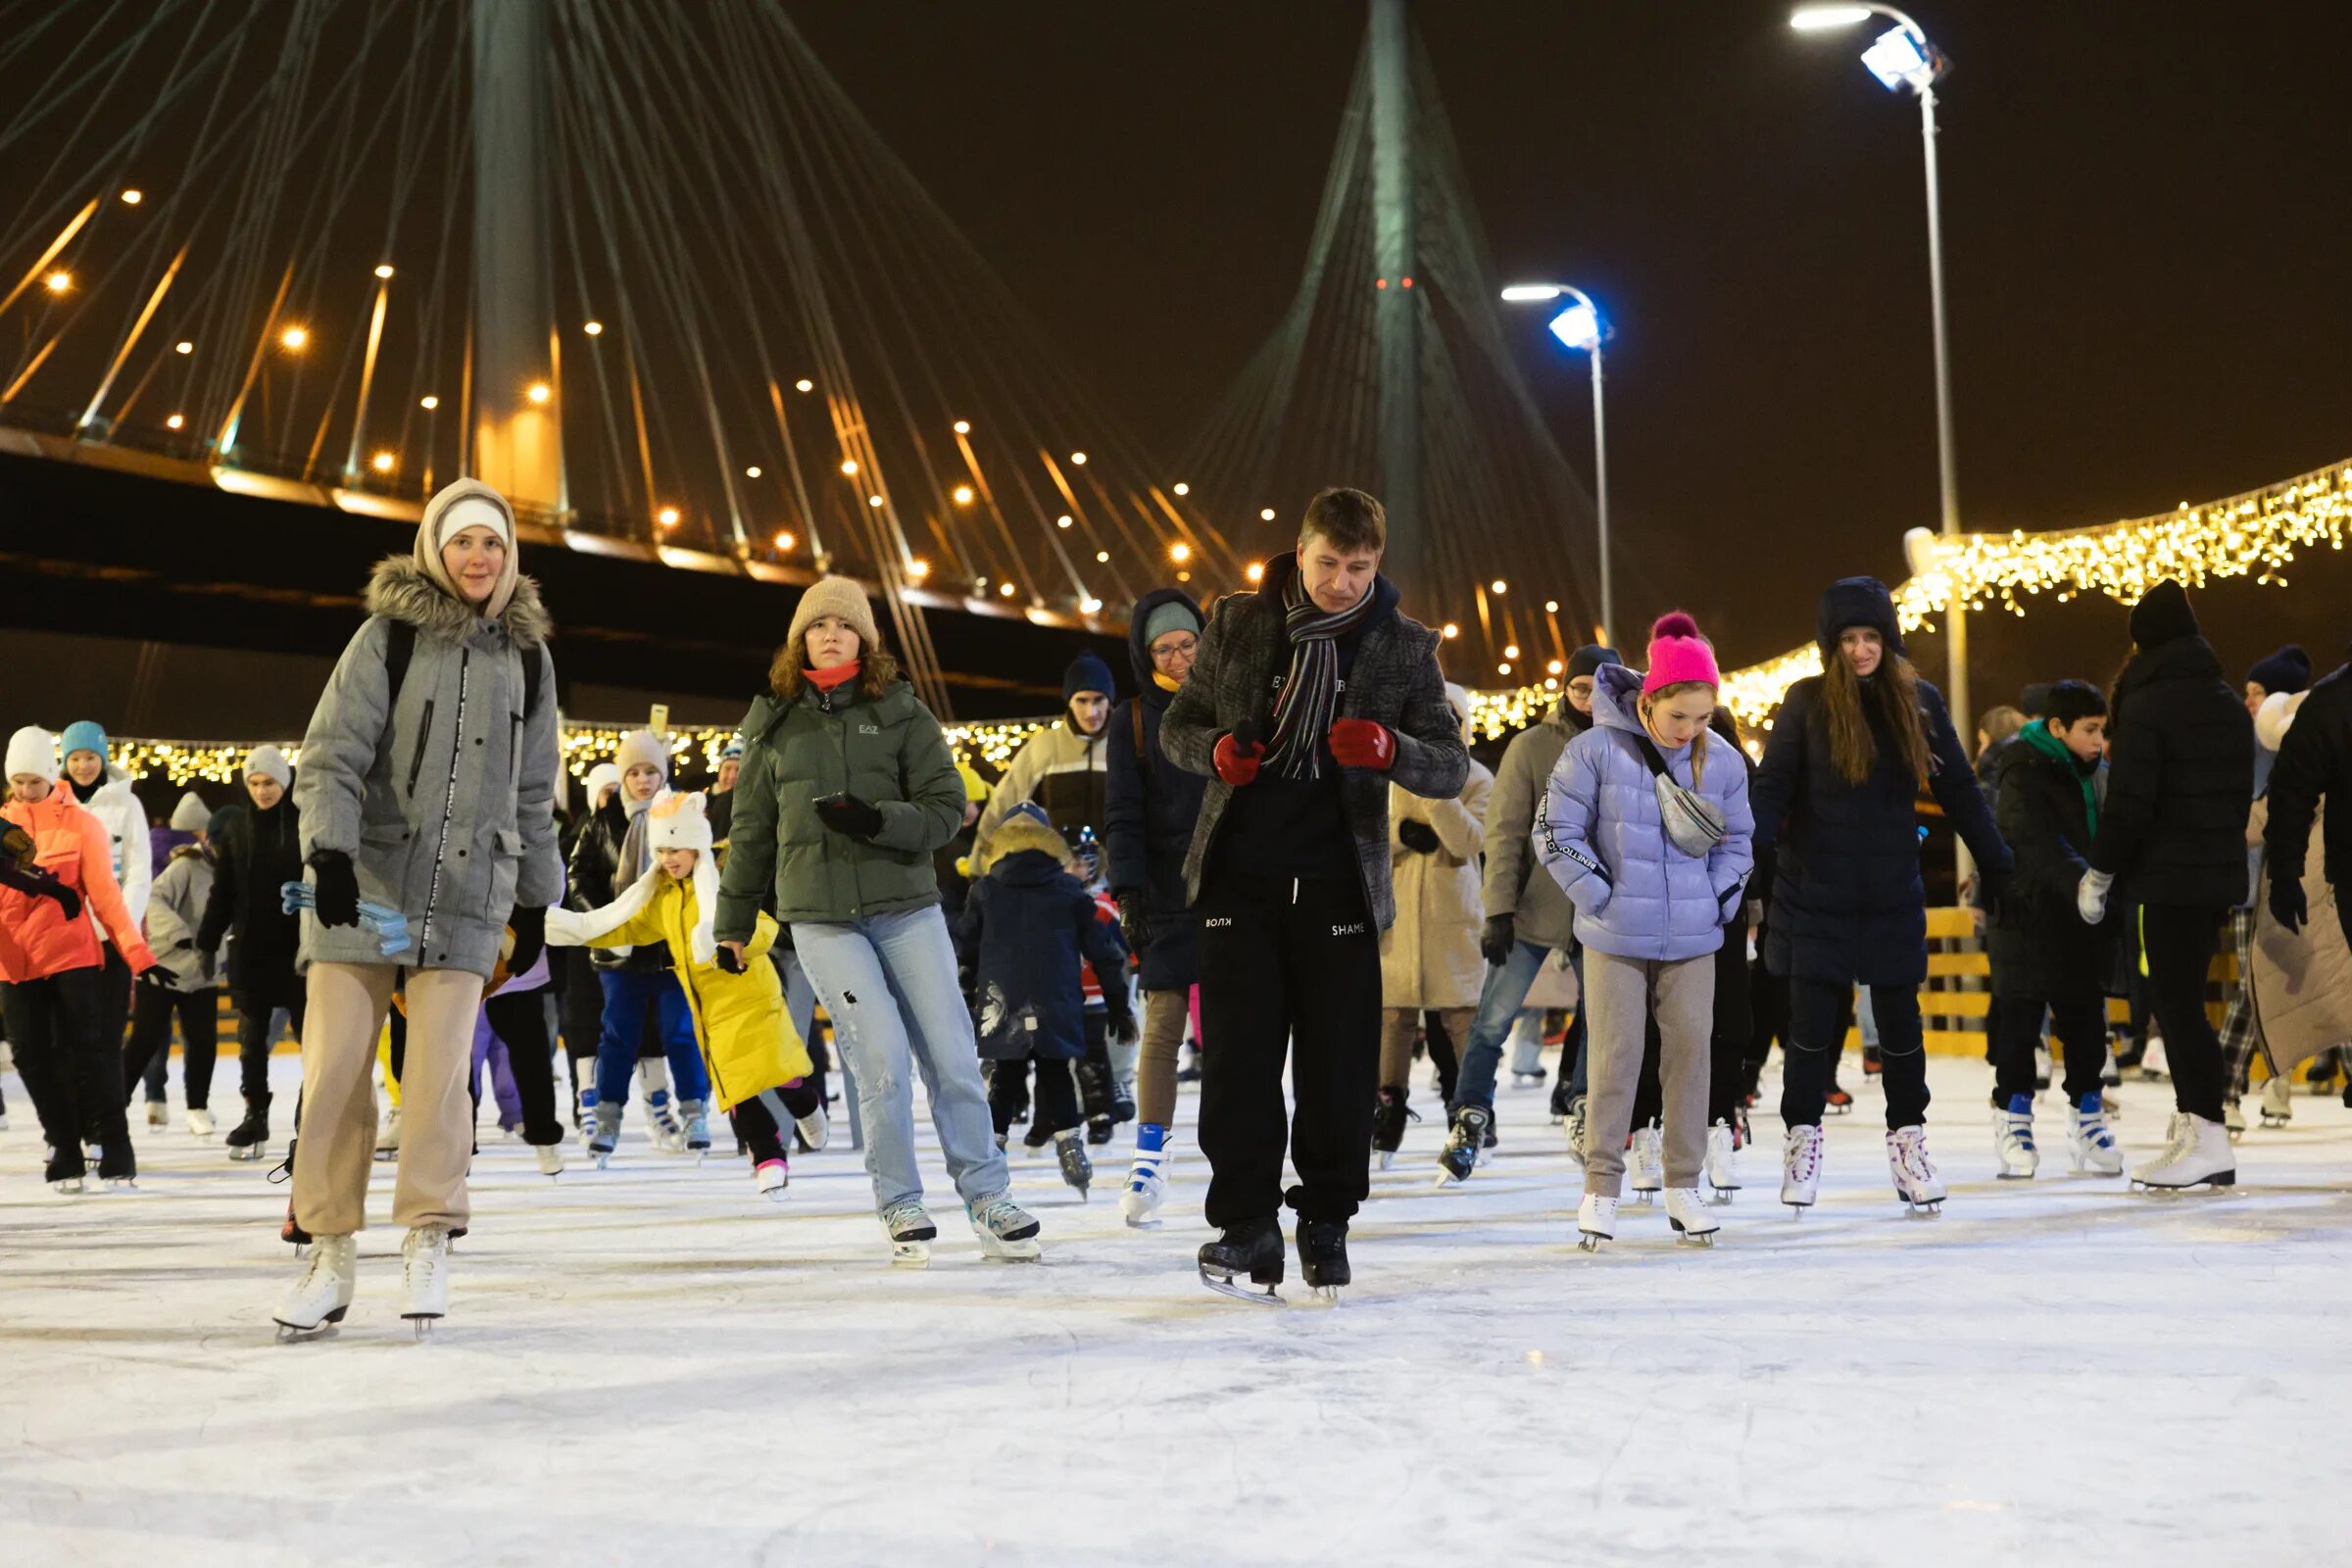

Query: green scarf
[2021,721,2098,837]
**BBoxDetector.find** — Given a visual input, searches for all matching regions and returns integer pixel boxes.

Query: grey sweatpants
[1582,948,1715,1198]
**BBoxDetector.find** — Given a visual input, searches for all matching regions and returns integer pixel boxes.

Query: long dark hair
[768,639,903,703]
[1821,646,1931,788]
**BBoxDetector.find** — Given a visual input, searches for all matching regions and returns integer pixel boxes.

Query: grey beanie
[1141,599,1202,650]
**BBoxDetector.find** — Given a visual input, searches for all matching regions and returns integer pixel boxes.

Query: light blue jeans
[792,905,1008,1213]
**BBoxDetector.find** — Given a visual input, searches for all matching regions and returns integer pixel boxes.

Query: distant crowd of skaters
[3,479,2347,1327]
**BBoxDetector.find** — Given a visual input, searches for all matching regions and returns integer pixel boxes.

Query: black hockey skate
[1435,1105,1488,1187]
[224,1099,271,1161]
[1075,1058,1119,1146]
[1199,1216,1285,1304]
[1370,1085,1412,1170]
[1296,1218,1349,1303]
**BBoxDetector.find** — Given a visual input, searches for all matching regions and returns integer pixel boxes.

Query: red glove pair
[1214,732,1263,786]
[1327,718,1395,771]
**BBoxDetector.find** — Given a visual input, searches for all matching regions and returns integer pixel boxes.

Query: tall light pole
[1501,282,1611,646]
[1790,4,1968,741]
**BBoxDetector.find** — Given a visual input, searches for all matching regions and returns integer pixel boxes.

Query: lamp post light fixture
[1500,280,1611,644]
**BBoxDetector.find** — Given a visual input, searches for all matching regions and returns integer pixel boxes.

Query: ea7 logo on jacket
[858,723,880,735]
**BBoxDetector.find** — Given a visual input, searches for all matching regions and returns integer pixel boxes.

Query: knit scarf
[807,660,861,693]
[1264,569,1381,780]
[2021,720,2098,837]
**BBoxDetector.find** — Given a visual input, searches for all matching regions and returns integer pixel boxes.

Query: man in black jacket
[1986,681,2124,1179]
[196,746,305,1159]
[2264,641,2351,953]
[2080,580,2253,1189]
[1162,488,1468,1299]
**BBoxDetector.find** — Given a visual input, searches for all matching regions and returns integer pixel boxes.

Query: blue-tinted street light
[1501,280,1612,643]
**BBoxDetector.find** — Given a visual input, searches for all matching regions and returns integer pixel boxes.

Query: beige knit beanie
[785,576,882,658]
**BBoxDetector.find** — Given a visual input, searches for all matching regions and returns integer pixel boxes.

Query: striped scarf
[1264,568,1381,779]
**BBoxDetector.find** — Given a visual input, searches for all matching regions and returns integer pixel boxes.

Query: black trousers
[728,1080,826,1164]
[1783,978,1926,1130]
[5,965,129,1179]
[483,984,566,1147]
[1196,867,1383,1227]
[1990,995,2105,1106]
[986,1055,1081,1138]
[231,966,306,1108]
[78,945,133,1140]
[2140,905,2227,1122]
[123,983,220,1109]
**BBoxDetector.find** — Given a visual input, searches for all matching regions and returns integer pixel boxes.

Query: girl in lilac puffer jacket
[1535,613,1753,1233]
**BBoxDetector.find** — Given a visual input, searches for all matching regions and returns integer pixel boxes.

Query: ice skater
[1160,486,1467,1301]
[272,478,561,1340]
[1533,614,1752,1250]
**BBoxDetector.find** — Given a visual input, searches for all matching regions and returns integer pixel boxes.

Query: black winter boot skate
[1075,1058,1118,1146]
[224,1097,271,1161]
[1199,1215,1285,1304]
[1296,1218,1350,1302]
[1371,1085,1412,1169]
[1436,1105,1489,1186]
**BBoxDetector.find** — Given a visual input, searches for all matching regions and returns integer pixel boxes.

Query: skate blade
[1376,1150,1396,1171]
[1631,1189,1658,1204]
[227,1146,265,1162]
[1433,1169,1468,1189]
[1995,1170,2035,1181]
[273,1308,346,1343]
[1902,1200,1943,1215]
[1782,1197,1813,1215]
[1121,1213,1162,1230]
[372,1150,398,1162]
[1671,1228,1718,1247]
[1306,1284,1344,1305]
[1706,1186,1738,1203]
[1577,1233,1608,1251]
[890,1243,931,1268]
[103,1178,139,1192]
[1200,1265,1283,1304]
[405,1314,442,1341]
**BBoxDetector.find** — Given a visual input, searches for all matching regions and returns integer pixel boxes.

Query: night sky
[792,0,2352,690]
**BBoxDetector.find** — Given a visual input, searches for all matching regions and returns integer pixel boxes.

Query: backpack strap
[1131,700,1146,764]
[382,618,416,710]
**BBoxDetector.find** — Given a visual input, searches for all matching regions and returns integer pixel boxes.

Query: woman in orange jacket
[3,726,164,1192]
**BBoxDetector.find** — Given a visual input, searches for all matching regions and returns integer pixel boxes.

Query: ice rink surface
[5,1051,2349,1568]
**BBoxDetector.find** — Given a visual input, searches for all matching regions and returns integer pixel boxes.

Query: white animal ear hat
[541,790,722,965]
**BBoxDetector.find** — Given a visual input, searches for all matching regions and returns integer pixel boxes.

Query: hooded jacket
[547,872,812,1110]
[1535,663,1754,963]
[1751,577,2011,986]
[1159,555,1469,933]
[953,810,1134,1062]
[1381,689,1494,1006]
[1985,727,2111,1003]
[2264,646,2352,899]
[0,789,157,983]
[2089,631,2254,907]
[973,713,1109,860]
[717,673,966,935]
[294,481,563,980]
[1481,697,1590,956]
[1103,585,1207,990]
[143,840,217,995]
[70,763,151,940]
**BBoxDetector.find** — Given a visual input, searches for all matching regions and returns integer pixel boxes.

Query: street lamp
[1500,281,1612,644]
[1789,3,1969,738]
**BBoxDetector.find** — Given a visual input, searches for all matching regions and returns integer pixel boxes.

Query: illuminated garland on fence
[99,456,2352,781]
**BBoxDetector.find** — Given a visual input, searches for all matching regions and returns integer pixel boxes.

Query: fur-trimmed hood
[976,809,1072,877]
[367,554,551,649]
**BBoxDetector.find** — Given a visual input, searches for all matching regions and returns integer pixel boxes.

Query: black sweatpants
[233,976,305,1109]
[123,982,220,1109]
[1196,867,1383,1227]
[986,1055,1081,1139]
[1991,994,2105,1107]
[2140,904,2227,1122]
[1783,978,1926,1130]
[5,965,128,1179]
[483,983,566,1147]
[79,945,133,1141]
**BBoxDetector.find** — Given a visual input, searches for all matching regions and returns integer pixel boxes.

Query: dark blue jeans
[593,968,709,1112]
[1453,941,1580,1113]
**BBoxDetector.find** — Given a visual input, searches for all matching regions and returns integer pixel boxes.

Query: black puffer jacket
[2265,650,2352,893]
[1752,578,2011,987]
[1105,587,1207,991]
[566,796,665,972]
[2090,634,2254,908]
[1987,732,2110,1003]
[196,795,305,1008]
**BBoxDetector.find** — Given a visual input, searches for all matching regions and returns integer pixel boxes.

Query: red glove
[1214,732,1264,787]
[1327,718,1396,771]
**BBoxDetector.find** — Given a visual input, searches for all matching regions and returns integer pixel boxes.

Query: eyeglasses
[1150,635,1199,664]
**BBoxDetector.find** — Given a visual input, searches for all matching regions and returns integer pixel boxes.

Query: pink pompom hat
[1642,611,1721,695]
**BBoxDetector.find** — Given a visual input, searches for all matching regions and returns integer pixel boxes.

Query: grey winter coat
[295,550,562,980]
[1160,565,1468,933]
[1481,698,1587,954]
[143,842,217,994]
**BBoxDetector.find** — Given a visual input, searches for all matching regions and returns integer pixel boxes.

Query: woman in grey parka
[275,478,562,1340]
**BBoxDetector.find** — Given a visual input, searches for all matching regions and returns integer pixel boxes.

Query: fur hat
[2246,644,2312,696]
[416,478,521,619]
[1642,612,1722,695]
[1815,576,1906,662]
[170,792,210,832]
[243,744,292,790]
[5,726,58,785]
[59,720,108,763]
[2128,579,2199,650]
[584,761,621,809]
[979,802,1072,876]
[614,729,668,781]
[786,576,882,659]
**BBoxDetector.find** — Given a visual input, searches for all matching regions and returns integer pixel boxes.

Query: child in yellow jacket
[547,790,818,1195]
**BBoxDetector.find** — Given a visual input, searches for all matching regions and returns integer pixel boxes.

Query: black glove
[1116,893,1149,954]
[2271,876,2308,936]
[35,871,80,922]
[1111,1012,1141,1049]
[505,905,546,975]
[1480,914,1514,968]
[200,947,218,983]
[1396,818,1441,855]
[813,792,886,840]
[715,945,748,975]
[310,851,360,929]
[144,962,180,989]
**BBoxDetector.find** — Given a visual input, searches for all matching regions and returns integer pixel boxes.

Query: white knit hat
[584,761,621,809]
[5,726,58,785]
[244,744,292,789]
[646,790,720,963]
[614,729,668,781]
[170,792,210,831]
